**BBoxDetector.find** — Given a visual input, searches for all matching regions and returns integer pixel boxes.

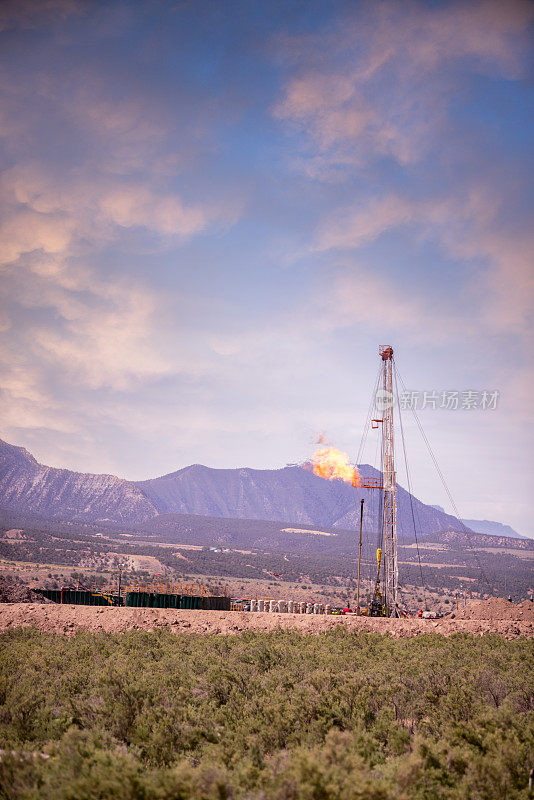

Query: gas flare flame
[306,444,362,488]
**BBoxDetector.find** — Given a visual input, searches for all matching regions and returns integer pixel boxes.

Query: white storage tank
[250,599,257,612]
[287,600,294,613]
[325,604,332,615]
[306,602,313,614]
[258,599,264,612]
[269,599,277,613]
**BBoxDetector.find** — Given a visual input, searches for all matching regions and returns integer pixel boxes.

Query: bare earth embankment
[0,598,532,638]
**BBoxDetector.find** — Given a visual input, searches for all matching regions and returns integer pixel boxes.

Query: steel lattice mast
[379,345,399,616]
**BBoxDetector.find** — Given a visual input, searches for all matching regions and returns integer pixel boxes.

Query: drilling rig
[359,345,400,617]
[380,345,399,616]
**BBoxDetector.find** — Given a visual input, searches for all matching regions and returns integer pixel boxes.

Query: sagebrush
[0,628,532,799]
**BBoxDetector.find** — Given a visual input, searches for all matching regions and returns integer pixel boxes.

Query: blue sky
[0,0,533,534]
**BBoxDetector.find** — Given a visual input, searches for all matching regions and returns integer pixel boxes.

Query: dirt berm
[0,598,532,638]
[447,597,534,621]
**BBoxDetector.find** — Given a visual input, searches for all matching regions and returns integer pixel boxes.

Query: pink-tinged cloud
[316,195,415,250]
[315,188,534,334]
[320,267,423,330]
[274,0,534,173]
[99,187,209,237]
[0,161,229,397]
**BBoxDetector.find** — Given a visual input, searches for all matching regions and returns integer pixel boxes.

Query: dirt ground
[0,582,47,603]
[448,597,534,621]
[0,599,532,639]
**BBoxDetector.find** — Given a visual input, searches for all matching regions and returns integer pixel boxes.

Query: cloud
[0,0,83,32]
[274,0,534,174]
[278,0,534,341]
[316,195,415,251]
[0,163,205,390]
[0,208,75,263]
[0,261,173,392]
[0,2,246,456]
[0,44,238,400]
[0,163,219,241]
[63,83,185,176]
[315,187,534,333]
[98,186,208,237]
[317,266,422,331]
[31,282,172,390]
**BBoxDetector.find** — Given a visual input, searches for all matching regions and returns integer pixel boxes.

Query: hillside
[138,463,464,536]
[0,439,157,524]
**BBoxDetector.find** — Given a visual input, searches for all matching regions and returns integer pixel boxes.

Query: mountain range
[0,438,523,539]
[431,505,525,540]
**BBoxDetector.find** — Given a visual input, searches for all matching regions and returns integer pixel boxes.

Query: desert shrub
[0,629,532,799]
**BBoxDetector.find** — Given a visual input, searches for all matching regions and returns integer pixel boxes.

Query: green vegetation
[0,629,533,799]
[2,507,533,600]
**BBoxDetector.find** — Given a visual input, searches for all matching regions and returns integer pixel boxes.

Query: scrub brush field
[0,628,532,799]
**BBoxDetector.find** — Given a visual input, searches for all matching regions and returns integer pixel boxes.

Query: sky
[0,0,533,535]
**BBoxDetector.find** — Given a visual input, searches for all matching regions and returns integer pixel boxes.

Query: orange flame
[307,445,361,487]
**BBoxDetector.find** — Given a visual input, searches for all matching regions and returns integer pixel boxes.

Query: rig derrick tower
[379,345,399,617]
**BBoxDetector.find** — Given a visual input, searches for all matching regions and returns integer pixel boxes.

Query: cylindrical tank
[250,599,257,612]
[306,602,313,614]
[269,599,277,613]
[278,600,287,613]
[287,600,294,613]
[258,599,264,612]
[313,603,319,614]
[325,604,332,615]
[300,602,307,614]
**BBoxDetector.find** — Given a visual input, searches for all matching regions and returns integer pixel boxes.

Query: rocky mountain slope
[0,439,157,524]
[137,463,463,536]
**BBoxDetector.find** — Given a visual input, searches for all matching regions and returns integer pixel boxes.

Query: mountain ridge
[0,438,525,539]
[137,462,464,535]
[430,504,526,540]
[0,439,157,524]
[461,518,526,540]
